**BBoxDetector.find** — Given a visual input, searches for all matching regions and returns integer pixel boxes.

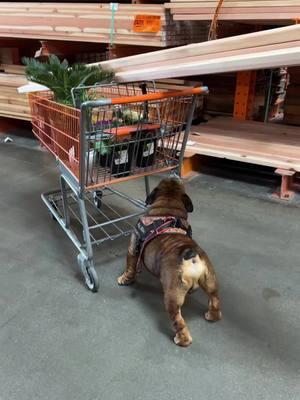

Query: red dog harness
[134,216,192,272]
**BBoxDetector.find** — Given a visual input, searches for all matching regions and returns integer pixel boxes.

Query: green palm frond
[22,56,114,106]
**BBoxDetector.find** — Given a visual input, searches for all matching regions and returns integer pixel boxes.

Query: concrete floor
[0,134,299,400]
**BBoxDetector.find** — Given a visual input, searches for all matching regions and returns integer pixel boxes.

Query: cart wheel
[93,190,102,209]
[85,266,99,292]
[77,254,99,292]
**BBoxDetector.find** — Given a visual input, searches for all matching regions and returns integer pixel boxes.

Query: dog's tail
[181,247,198,261]
[180,244,205,261]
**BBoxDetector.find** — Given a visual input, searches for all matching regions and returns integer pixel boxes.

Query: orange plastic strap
[208,0,224,41]
[110,87,208,105]
[103,123,160,137]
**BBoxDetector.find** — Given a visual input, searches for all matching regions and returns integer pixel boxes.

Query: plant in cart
[23,55,114,106]
[24,55,115,165]
[91,107,143,177]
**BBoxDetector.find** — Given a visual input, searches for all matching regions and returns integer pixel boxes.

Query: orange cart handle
[110,86,208,105]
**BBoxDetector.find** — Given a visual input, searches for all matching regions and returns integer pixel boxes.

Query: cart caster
[85,267,99,292]
[77,254,99,292]
[93,190,102,209]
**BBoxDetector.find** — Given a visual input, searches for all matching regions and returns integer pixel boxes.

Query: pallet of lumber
[0,64,25,75]
[156,77,202,90]
[284,67,300,126]
[165,0,300,24]
[185,117,300,171]
[0,70,30,120]
[99,25,300,81]
[0,2,205,47]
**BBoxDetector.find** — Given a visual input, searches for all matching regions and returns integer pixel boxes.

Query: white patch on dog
[183,255,206,279]
[181,255,207,290]
[174,336,180,345]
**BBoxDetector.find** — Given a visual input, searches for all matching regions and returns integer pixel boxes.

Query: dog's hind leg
[163,286,192,347]
[118,233,138,286]
[200,254,222,322]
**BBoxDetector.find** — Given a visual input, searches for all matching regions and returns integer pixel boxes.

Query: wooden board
[0,64,25,74]
[0,71,30,121]
[165,0,300,23]
[100,25,300,70]
[99,25,300,81]
[113,46,300,81]
[0,2,205,47]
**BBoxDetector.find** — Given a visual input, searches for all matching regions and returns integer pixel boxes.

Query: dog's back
[143,233,208,291]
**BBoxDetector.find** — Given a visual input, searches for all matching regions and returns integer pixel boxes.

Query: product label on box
[133,15,161,33]
[143,142,154,157]
[114,150,128,165]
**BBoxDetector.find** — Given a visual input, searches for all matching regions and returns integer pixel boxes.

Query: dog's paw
[204,310,222,322]
[117,273,135,286]
[174,329,192,347]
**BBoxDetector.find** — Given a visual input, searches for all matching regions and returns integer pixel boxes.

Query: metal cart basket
[28,82,208,291]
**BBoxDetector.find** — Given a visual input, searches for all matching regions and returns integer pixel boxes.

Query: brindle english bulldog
[118,178,222,347]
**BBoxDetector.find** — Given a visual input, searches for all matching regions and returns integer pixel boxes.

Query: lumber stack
[156,78,202,91]
[0,65,30,120]
[99,25,300,81]
[165,0,300,24]
[284,67,300,125]
[184,117,300,171]
[0,2,205,47]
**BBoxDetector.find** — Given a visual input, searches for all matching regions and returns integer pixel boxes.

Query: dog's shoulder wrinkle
[147,205,187,219]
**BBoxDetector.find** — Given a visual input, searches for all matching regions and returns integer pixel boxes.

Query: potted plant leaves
[23,55,114,161]
[23,55,114,106]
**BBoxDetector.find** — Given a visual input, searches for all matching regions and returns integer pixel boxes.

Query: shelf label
[133,15,161,33]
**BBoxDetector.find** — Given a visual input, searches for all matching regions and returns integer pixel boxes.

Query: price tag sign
[133,15,161,33]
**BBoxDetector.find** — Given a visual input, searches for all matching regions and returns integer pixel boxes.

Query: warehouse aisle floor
[0,136,299,400]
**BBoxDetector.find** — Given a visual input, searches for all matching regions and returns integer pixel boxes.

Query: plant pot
[98,139,134,178]
[135,134,157,168]
[134,125,160,168]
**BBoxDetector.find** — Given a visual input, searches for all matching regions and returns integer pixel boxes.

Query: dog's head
[145,178,193,214]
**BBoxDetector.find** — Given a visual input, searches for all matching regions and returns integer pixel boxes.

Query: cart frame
[29,83,208,291]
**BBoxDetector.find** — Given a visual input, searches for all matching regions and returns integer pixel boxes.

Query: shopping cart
[28,82,208,291]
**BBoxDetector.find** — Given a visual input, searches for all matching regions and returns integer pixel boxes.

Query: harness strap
[136,217,189,273]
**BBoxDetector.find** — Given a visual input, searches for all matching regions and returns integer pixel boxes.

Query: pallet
[184,117,300,172]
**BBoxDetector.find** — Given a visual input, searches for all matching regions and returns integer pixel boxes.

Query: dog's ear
[182,193,193,213]
[145,187,159,205]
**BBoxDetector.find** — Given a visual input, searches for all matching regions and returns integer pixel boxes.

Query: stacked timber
[185,117,300,171]
[99,25,300,81]
[0,66,30,120]
[156,78,202,91]
[0,2,205,47]
[165,0,300,24]
[284,67,300,125]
